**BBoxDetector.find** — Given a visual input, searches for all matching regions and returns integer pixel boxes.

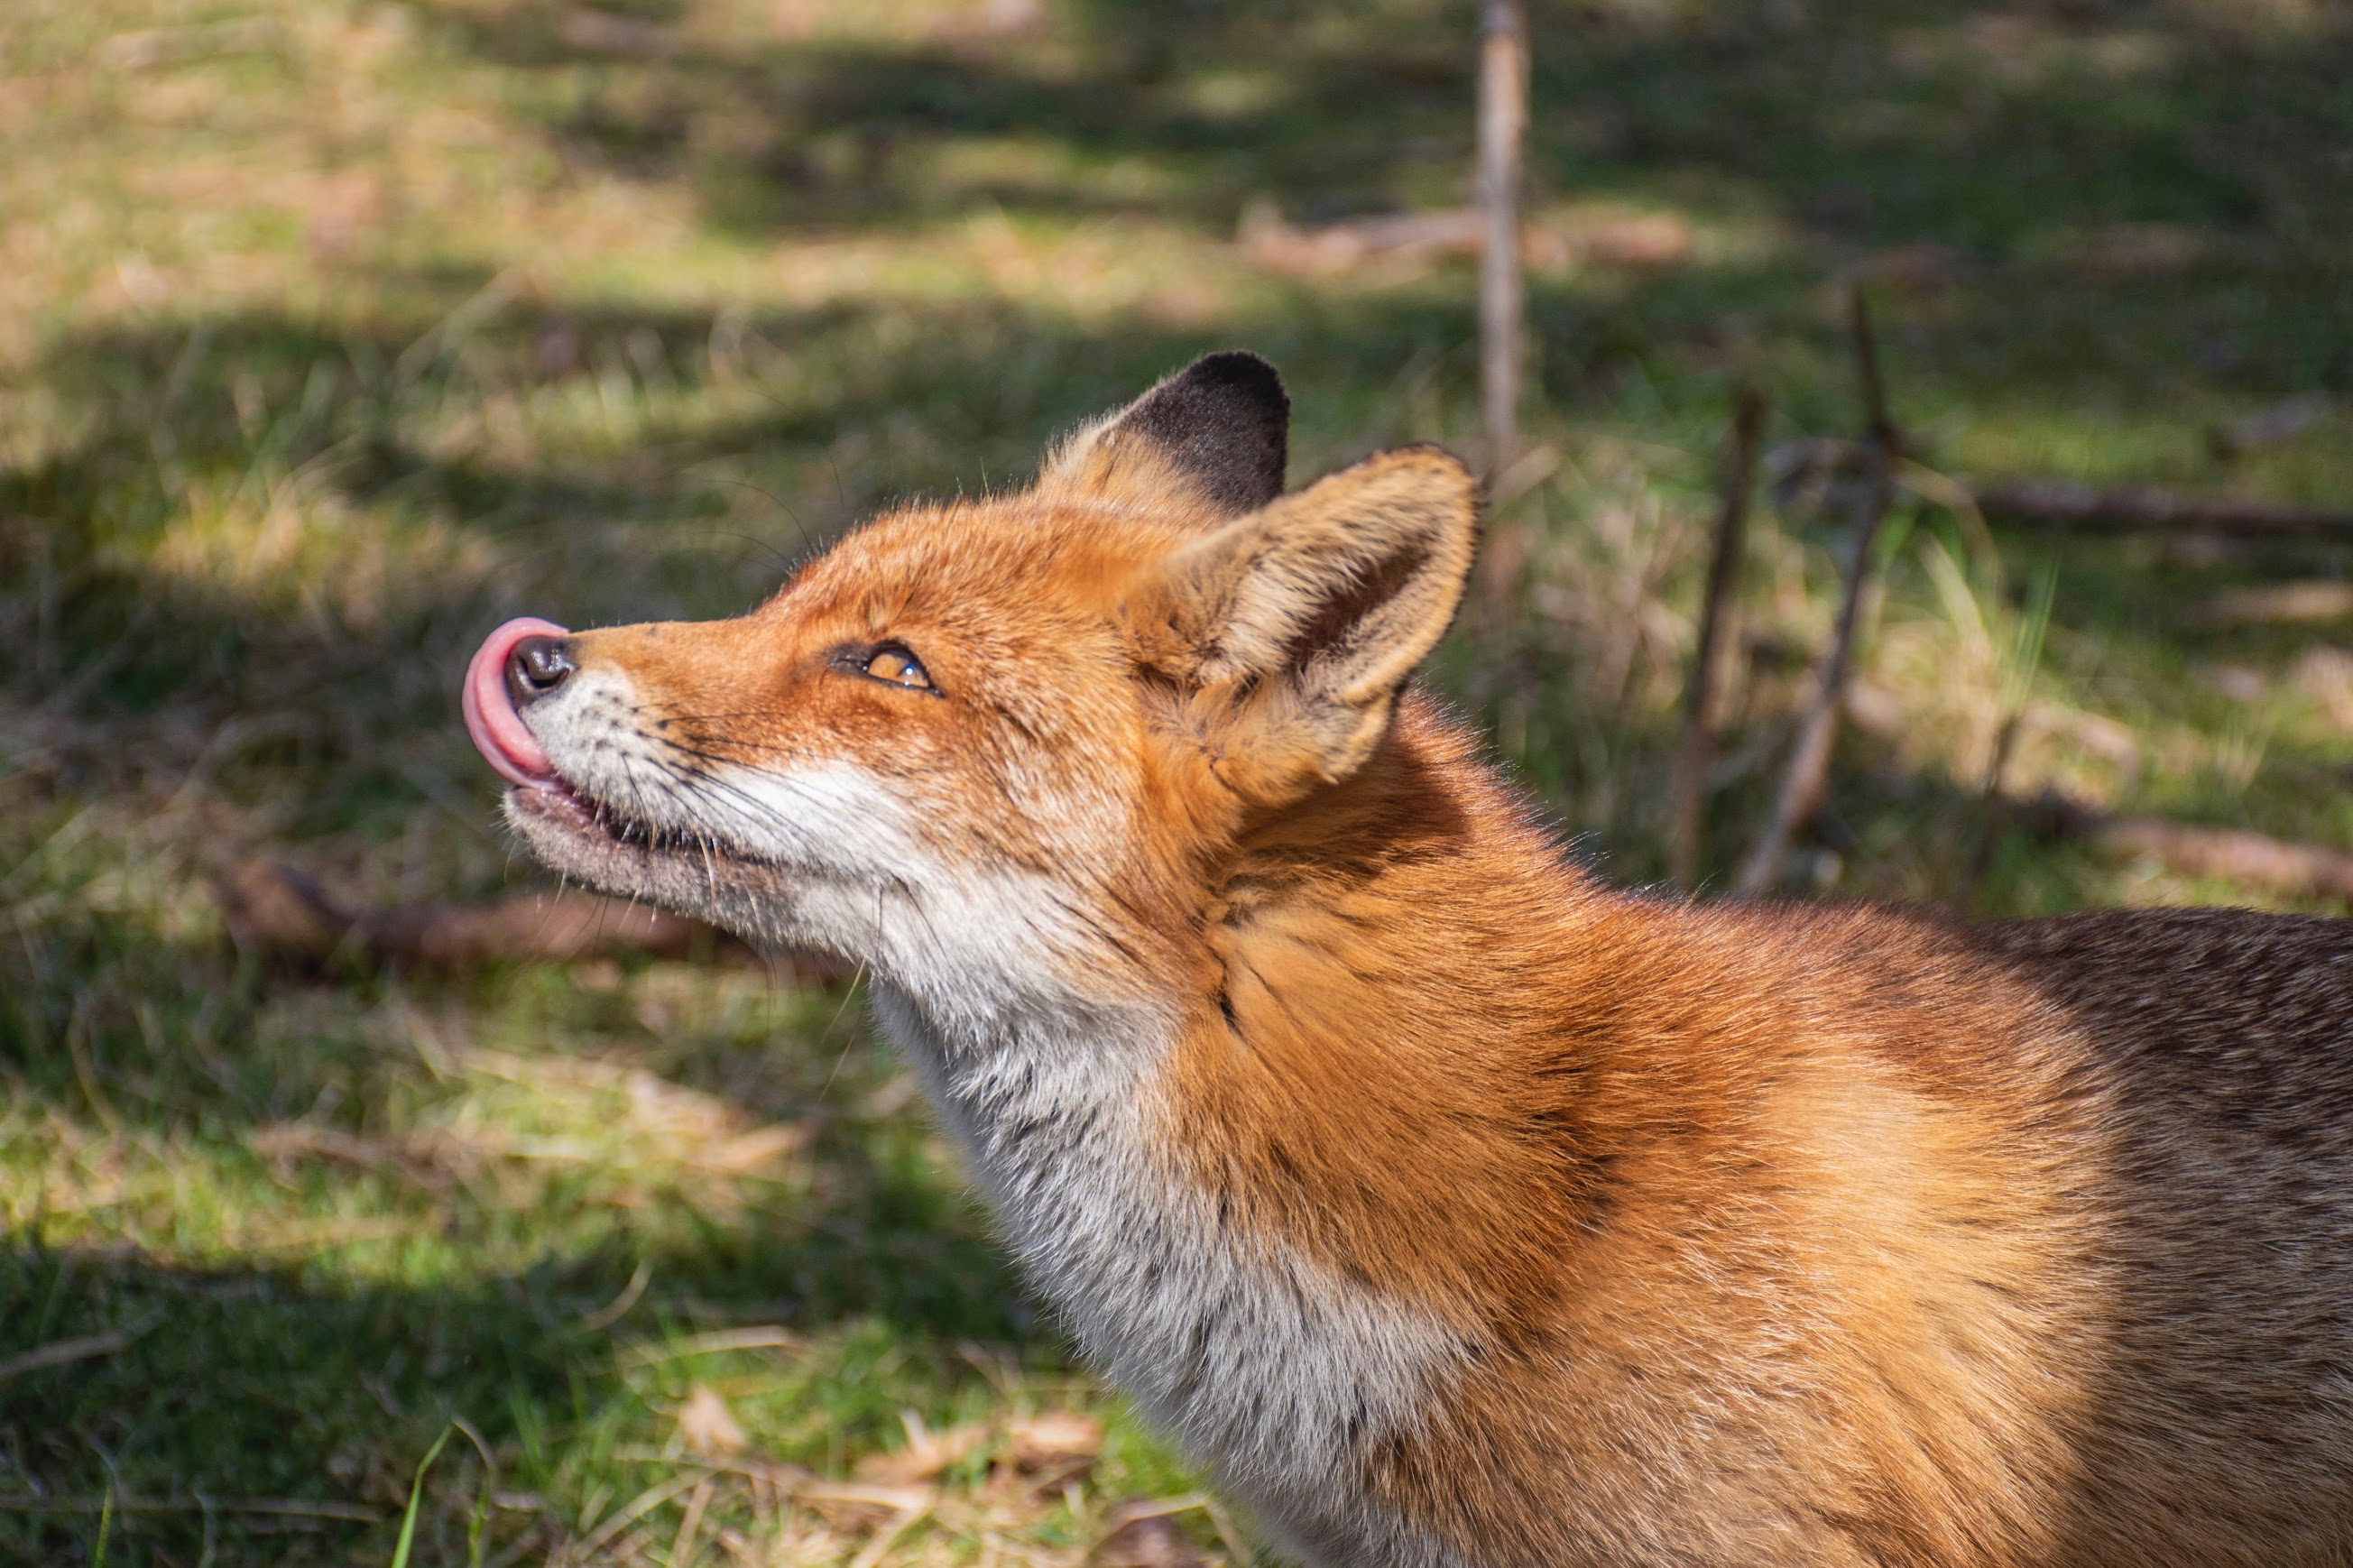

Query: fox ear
[1125,446,1479,800]
[1037,352,1289,518]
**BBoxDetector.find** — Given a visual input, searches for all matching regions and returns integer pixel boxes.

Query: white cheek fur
[528,673,1065,981]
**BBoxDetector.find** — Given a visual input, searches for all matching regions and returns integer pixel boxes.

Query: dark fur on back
[1973,909,2353,1562]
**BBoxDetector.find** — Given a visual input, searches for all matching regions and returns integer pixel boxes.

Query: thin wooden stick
[1669,386,1768,889]
[0,1329,133,1385]
[1477,0,1527,475]
[669,1476,715,1568]
[1736,289,1899,896]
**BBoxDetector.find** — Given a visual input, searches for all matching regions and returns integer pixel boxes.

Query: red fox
[464,354,2353,1567]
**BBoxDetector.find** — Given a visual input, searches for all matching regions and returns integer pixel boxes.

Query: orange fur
[476,355,2353,1567]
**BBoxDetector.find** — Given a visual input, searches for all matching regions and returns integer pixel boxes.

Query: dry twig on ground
[214,859,811,973]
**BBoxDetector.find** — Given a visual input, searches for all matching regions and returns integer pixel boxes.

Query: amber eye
[863,645,933,690]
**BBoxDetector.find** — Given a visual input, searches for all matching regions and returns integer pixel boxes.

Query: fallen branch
[1766,440,2353,541]
[1974,478,2353,538]
[1239,203,1688,276]
[0,1330,134,1386]
[2196,581,2353,626]
[1669,387,1768,889]
[2096,816,2353,899]
[1993,792,2353,903]
[2018,796,2353,902]
[215,859,829,975]
[1736,290,1899,896]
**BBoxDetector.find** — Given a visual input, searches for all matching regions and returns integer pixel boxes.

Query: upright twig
[1669,386,1768,889]
[1477,0,1527,474]
[1735,288,1900,896]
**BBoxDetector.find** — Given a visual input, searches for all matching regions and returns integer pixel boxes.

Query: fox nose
[463,615,568,788]
[506,635,576,706]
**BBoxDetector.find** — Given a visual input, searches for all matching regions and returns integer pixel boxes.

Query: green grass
[2,0,2350,1561]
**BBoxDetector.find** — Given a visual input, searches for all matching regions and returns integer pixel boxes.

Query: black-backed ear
[1037,352,1289,518]
[1123,445,1479,801]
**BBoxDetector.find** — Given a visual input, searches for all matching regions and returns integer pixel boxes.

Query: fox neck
[868,973,1468,1562]
[863,701,1583,1560]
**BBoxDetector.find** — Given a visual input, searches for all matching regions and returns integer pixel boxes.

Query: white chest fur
[868,982,1472,1567]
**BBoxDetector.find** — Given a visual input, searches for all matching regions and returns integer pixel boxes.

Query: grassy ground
[3,0,2350,1562]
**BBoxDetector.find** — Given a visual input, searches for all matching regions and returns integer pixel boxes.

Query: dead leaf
[1094,1502,1207,1568]
[854,1413,987,1485]
[2205,664,2269,704]
[704,1123,809,1174]
[798,1480,929,1535]
[676,1383,747,1459]
[1002,1409,1102,1491]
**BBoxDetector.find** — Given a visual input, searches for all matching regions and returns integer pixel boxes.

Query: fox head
[463,354,1479,1035]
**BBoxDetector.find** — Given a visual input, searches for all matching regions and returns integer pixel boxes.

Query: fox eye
[863,645,933,691]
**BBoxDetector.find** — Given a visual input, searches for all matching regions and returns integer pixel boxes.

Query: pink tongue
[463,616,568,788]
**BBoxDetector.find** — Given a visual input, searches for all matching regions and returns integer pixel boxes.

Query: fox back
[463,354,2353,1568]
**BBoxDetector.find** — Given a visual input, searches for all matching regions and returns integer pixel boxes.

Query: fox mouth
[495,734,792,915]
[508,774,725,861]
[462,616,768,880]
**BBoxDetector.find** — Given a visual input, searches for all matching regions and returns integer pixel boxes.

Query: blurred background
[3,0,2350,1561]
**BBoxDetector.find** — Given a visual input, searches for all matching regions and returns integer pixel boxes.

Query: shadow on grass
[8,257,2346,738]
[0,903,1030,1563]
[0,1219,1028,1564]
[416,0,2353,252]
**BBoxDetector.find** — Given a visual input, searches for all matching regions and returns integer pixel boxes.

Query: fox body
[463,355,2353,1567]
